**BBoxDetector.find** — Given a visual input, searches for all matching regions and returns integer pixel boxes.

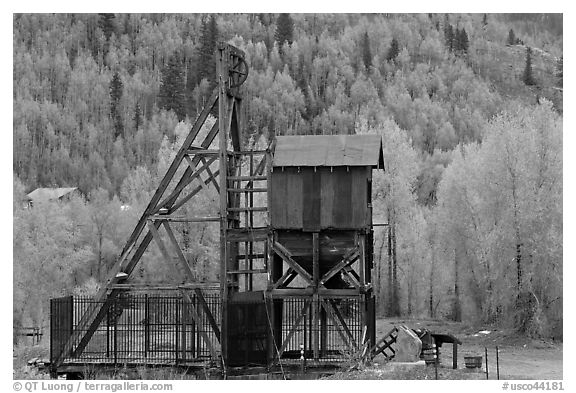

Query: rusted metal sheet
[273,135,384,168]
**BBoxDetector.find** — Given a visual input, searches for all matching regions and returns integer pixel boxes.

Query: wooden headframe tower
[52,42,381,373]
[53,42,259,369]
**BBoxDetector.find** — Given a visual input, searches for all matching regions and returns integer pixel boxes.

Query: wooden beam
[162,221,196,282]
[108,283,220,290]
[200,157,220,193]
[193,288,221,342]
[153,153,218,214]
[342,267,361,289]
[313,294,319,359]
[119,92,218,258]
[218,44,230,369]
[181,291,219,359]
[148,216,220,223]
[277,300,311,358]
[269,288,313,298]
[319,247,360,286]
[148,222,174,264]
[272,268,296,290]
[226,227,268,242]
[320,300,355,352]
[55,89,222,368]
[327,299,358,348]
[170,169,220,213]
[271,241,314,286]
[313,232,319,288]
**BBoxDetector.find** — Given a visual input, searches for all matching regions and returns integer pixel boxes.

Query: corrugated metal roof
[272,135,384,168]
[27,187,78,202]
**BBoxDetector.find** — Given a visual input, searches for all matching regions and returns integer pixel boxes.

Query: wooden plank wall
[270,167,369,230]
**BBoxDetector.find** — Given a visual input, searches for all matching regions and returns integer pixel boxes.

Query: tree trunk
[429,254,434,318]
[516,242,522,292]
[453,245,462,322]
[387,210,393,315]
[390,217,400,316]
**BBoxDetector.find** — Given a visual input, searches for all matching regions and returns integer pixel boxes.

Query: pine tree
[387,37,400,62]
[133,103,142,132]
[99,13,116,58]
[361,32,372,72]
[456,28,469,55]
[159,53,187,121]
[197,15,219,86]
[556,56,563,87]
[522,47,536,86]
[508,29,517,45]
[444,24,454,52]
[109,71,124,138]
[98,13,116,41]
[275,13,294,52]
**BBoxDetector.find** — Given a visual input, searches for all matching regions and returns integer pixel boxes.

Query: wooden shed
[270,135,384,231]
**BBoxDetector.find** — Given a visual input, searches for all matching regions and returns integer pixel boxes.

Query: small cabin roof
[26,187,78,202]
[272,135,384,168]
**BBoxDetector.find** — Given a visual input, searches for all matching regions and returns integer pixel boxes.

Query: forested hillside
[13,13,562,341]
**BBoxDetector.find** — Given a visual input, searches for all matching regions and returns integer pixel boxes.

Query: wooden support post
[218,43,229,369]
[313,233,319,288]
[312,293,319,360]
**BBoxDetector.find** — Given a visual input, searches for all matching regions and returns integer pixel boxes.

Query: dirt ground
[14,317,562,380]
[371,318,563,380]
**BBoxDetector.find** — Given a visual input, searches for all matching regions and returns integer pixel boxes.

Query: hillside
[13,13,562,200]
[12,13,562,341]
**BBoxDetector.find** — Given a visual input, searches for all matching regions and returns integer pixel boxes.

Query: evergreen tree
[133,103,142,132]
[556,56,563,87]
[361,32,373,71]
[197,15,219,86]
[275,13,294,51]
[159,53,187,121]
[508,29,517,45]
[455,28,469,54]
[444,24,454,52]
[109,71,123,138]
[387,37,400,62]
[98,13,116,41]
[522,47,536,86]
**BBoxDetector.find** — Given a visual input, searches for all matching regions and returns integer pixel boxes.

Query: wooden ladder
[225,150,269,290]
[370,326,399,360]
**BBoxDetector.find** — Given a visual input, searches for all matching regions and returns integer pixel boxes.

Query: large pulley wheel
[228,56,249,88]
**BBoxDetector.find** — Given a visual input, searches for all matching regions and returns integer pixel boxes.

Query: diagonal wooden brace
[320,299,356,352]
[180,291,220,359]
[319,247,360,286]
[193,288,221,342]
[327,299,358,348]
[277,300,311,358]
[272,268,297,290]
[161,221,196,282]
[271,241,313,286]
